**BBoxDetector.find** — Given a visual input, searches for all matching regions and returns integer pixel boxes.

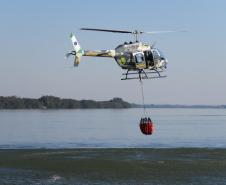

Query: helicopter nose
[160,58,167,69]
[164,58,168,69]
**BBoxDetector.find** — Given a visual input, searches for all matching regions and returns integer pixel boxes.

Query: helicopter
[66,28,183,80]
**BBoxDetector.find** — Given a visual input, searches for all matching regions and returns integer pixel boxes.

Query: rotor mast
[132,30,142,42]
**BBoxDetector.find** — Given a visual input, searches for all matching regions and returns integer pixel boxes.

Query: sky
[0,0,226,105]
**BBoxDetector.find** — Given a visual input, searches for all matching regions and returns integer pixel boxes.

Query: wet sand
[0,148,226,185]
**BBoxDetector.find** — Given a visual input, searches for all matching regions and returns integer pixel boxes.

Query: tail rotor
[65,33,84,67]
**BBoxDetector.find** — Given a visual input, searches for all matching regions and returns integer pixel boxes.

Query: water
[1,148,226,185]
[0,108,226,148]
[1,109,226,184]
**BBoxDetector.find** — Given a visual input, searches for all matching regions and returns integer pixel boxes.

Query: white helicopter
[66,28,184,80]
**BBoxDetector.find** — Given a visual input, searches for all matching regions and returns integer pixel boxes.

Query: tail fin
[69,33,84,66]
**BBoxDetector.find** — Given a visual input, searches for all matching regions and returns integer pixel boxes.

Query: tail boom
[83,50,115,57]
[67,33,115,67]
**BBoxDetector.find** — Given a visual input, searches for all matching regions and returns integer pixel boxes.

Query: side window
[135,53,144,64]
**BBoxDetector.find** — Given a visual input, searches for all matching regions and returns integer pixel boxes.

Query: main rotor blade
[143,30,187,34]
[80,28,132,34]
[80,28,187,36]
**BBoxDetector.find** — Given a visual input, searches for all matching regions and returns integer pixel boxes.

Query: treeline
[0,96,132,109]
[1,96,225,109]
[135,104,226,109]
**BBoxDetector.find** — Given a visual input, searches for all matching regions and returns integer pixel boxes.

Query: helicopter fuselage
[114,42,167,71]
[83,42,167,71]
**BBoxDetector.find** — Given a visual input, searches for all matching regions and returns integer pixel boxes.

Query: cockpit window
[157,49,165,59]
[152,49,159,59]
[152,49,165,60]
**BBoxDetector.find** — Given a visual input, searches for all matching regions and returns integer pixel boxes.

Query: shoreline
[1,96,225,109]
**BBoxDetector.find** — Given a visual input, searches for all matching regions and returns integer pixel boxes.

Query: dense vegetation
[0,96,225,109]
[0,96,132,109]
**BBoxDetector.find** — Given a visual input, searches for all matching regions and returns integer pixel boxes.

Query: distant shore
[0,96,131,109]
[0,96,225,109]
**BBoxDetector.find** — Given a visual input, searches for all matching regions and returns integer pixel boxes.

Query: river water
[0,108,225,148]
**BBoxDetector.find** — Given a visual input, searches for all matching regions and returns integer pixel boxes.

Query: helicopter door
[134,52,146,69]
[144,50,154,67]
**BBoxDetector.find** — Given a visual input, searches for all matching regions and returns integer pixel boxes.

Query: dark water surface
[0,108,226,148]
[0,148,226,185]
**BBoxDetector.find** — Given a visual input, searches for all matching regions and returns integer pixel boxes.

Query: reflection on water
[0,108,226,148]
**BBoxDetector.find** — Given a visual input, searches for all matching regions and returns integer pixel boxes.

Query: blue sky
[0,0,226,104]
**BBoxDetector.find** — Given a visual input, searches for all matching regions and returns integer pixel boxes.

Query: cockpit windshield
[151,49,165,60]
[157,49,165,59]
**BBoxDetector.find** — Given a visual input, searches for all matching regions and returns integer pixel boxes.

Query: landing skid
[121,69,166,80]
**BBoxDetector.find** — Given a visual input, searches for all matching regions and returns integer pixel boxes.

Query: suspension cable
[139,79,146,116]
